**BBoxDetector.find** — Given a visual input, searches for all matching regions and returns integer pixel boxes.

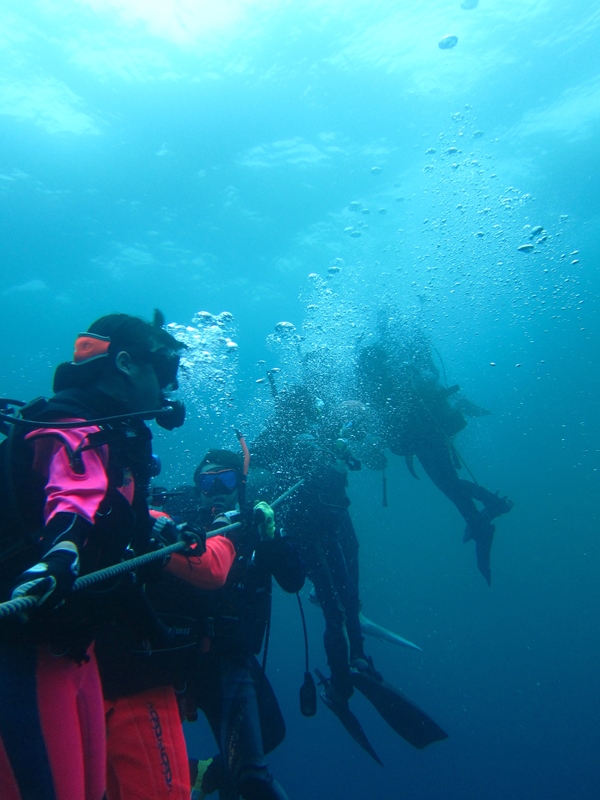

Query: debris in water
[529,225,544,236]
[517,243,535,253]
[439,35,458,50]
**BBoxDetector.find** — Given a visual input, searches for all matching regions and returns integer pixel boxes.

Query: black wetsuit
[358,342,512,584]
[171,504,305,800]
[0,388,157,800]
[251,426,365,702]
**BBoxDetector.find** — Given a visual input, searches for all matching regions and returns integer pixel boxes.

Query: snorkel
[234,428,250,508]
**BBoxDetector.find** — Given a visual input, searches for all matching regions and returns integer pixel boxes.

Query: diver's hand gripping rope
[0,541,189,619]
[0,481,306,619]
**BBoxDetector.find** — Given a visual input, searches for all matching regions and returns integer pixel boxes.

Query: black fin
[351,669,448,749]
[405,455,420,480]
[315,669,383,766]
[474,526,494,587]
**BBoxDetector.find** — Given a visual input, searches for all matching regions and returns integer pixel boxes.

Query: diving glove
[11,541,80,618]
[191,758,215,799]
[155,400,186,431]
[253,501,275,540]
[152,515,206,555]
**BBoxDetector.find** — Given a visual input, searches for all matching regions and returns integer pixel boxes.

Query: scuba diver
[97,486,237,798]
[250,385,447,765]
[0,311,188,800]
[357,323,513,586]
[162,447,305,800]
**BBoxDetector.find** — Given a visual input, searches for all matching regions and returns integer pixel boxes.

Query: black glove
[11,541,80,618]
[155,400,186,431]
[152,515,206,555]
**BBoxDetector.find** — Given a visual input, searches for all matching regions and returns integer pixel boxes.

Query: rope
[0,481,303,618]
[0,595,37,619]
[72,541,187,589]
[0,541,190,619]
[271,479,304,508]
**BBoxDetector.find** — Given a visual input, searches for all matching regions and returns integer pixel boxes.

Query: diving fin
[405,454,420,480]
[464,518,495,587]
[454,396,492,418]
[350,669,448,750]
[315,669,383,766]
[359,612,422,652]
[474,525,493,587]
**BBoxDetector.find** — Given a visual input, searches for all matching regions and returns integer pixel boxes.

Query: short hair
[53,310,184,393]
[87,313,182,357]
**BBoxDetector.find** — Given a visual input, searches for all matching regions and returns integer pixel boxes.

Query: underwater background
[0,1,598,798]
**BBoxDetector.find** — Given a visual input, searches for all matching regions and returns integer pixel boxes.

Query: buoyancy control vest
[0,388,157,652]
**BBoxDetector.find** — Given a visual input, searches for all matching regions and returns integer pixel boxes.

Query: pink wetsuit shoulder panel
[26,424,110,525]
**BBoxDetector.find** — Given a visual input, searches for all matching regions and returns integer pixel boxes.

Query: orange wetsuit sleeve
[164,535,235,590]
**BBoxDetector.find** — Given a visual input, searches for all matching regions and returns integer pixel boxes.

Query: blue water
[1,1,599,798]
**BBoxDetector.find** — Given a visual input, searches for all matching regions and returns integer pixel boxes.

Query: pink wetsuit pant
[0,643,105,800]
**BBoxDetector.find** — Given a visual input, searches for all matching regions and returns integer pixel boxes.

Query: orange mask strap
[73,334,111,364]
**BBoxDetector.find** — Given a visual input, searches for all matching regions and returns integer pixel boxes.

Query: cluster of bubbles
[413,107,583,331]
[167,100,584,444]
[327,105,583,339]
[259,259,376,409]
[256,103,584,409]
[167,311,239,425]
